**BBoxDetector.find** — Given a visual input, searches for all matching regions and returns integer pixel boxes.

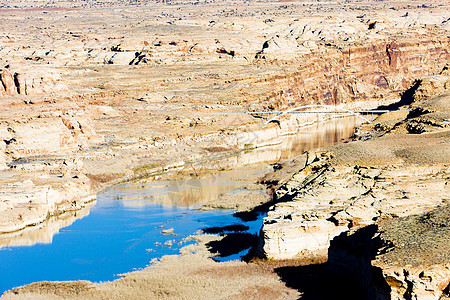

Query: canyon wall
[258,71,450,298]
[258,73,450,259]
[256,38,449,110]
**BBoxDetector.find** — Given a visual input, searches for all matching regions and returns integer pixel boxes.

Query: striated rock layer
[257,38,449,109]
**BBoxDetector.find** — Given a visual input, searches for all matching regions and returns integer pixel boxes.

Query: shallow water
[0,116,363,294]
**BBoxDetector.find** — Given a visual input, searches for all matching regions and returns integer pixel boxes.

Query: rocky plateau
[0,0,449,234]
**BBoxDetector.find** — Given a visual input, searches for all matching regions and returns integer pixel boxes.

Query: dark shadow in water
[275,263,365,300]
[233,200,276,221]
[202,224,249,234]
[233,186,280,222]
[206,233,257,258]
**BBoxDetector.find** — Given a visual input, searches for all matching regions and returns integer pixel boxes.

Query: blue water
[0,182,264,294]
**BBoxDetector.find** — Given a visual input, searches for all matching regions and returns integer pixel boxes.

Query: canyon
[0,0,449,299]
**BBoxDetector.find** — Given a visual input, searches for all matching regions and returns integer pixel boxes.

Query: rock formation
[0,0,448,298]
[2,115,101,158]
[0,66,67,96]
[259,72,450,260]
[328,206,450,300]
[259,151,450,259]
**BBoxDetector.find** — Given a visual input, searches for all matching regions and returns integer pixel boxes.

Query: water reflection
[278,116,363,159]
[0,202,94,250]
[236,116,363,165]
[110,166,269,208]
[0,117,361,248]
[0,190,261,294]
[115,177,236,208]
[113,116,363,208]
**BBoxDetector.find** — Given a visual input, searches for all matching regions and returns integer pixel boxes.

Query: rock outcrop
[257,38,449,109]
[259,152,450,259]
[1,115,101,158]
[328,206,450,300]
[0,164,95,233]
[0,67,67,96]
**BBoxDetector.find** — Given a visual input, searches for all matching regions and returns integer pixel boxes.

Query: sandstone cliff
[0,66,67,96]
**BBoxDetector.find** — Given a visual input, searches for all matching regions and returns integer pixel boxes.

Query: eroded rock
[258,90,450,259]
[259,154,449,259]
[1,114,101,158]
[328,206,450,300]
[0,67,67,96]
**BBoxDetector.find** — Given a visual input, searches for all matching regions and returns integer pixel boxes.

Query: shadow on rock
[275,262,365,300]
[234,191,281,221]
[233,203,273,221]
[377,79,421,111]
[235,166,328,222]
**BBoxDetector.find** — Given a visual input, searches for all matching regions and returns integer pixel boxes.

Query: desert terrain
[0,0,449,298]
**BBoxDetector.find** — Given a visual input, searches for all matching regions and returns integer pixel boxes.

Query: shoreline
[0,111,369,297]
[2,87,448,299]
[1,1,449,236]
[0,110,368,235]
